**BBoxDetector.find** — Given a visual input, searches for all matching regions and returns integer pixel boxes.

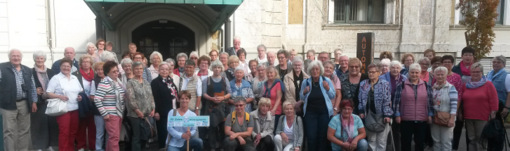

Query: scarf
[35,66,49,90]
[162,76,178,108]
[459,61,472,76]
[432,81,447,90]
[466,77,487,89]
[340,114,355,142]
[80,68,94,81]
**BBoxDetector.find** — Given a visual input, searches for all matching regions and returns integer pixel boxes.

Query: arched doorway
[132,20,195,60]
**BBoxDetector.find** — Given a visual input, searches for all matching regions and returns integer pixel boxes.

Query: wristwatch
[334,108,338,111]
[195,107,200,110]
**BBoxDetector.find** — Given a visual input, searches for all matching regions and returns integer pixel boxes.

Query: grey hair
[234,66,245,73]
[390,60,403,69]
[277,49,290,58]
[33,51,47,61]
[165,58,176,65]
[86,42,97,50]
[408,63,422,72]
[470,62,484,73]
[257,63,267,70]
[220,52,229,57]
[307,49,315,55]
[132,61,144,68]
[434,66,448,74]
[185,60,195,66]
[209,60,224,71]
[257,44,267,51]
[149,51,163,63]
[493,55,506,66]
[323,60,335,67]
[334,49,343,54]
[232,96,246,104]
[100,51,117,62]
[306,60,324,76]
[8,49,22,59]
[418,57,430,65]
[176,52,188,60]
[190,51,199,58]
[292,57,304,65]
[159,62,170,69]
[120,58,133,66]
[380,58,391,66]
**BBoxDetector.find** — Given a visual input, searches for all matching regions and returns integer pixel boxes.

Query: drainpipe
[431,0,437,49]
[224,19,232,51]
[303,0,308,55]
[46,0,55,63]
[397,0,404,59]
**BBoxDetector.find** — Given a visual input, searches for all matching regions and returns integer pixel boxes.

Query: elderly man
[128,43,138,58]
[306,49,315,61]
[318,51,330,63]
[335,55,349,80]
[333,49,342,70]
[52,47,79,73]
[276,50,292,79]
[0,49,38,151]
[226,37,242,56]
[256,44,268,64]
[179,60,203,115]
[266,51,277,67]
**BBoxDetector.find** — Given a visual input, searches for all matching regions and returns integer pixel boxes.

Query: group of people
[0,37,509,151]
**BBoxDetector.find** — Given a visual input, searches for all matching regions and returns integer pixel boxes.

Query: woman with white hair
[120,58,134,85]
[174,52,188,76]
[229,67,254,112]
[148,51,163,80]
[201,60,232,150]
[430,66,458,151]
[486,55,510,150]
[323,60,342,115]
[378,59,391,75]
[284,57,309,115]
[225,56,240,81]
[165,58,180,87]
[394,63,433,151]
[86,42,100,63]
[299,60,336,151]
[31,51,58,151]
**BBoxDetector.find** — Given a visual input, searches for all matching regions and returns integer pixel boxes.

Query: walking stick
[187,127,190,151]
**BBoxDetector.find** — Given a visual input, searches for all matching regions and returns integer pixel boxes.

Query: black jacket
[151,75,178,117]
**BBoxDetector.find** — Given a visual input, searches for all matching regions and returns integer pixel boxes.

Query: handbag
[140,117,156,141]
[45,98,68,116]
[433,111,450,126]
[364,91,385,133]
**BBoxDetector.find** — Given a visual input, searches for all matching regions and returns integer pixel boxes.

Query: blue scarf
[466,77,487,89]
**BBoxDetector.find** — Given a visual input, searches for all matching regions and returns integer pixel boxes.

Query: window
[458,0,505,24]
[334,0,385,24]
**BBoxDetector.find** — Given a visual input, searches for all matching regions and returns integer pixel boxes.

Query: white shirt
[46,73,83,111]
[194,69,213,81]
[239,60,251,76]
[284,116,294,141]
[257,56,267,65]
[180,75,202,96]
[148,65,159,81]
[82,77,92,97]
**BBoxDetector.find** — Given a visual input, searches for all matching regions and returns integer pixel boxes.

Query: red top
[263,82,282,115]
[461,81,499,121]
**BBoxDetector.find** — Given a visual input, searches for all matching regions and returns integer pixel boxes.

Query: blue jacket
[358,79,393,117]
[487,69,509,104]
[299,76,336,116]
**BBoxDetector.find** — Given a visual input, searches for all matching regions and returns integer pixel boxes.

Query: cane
[187,127,190,151]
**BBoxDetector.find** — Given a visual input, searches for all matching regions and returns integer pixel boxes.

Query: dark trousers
[387,122,401,151]
[488,102,507,151]
[425,123,433,147]
[400,121,427,151]
[304,111,331,151]
[256,135,275,151]
[223,136,255,151]
[157,115,168,148]
[452,119,466,150]
[273,114,281,135]
[127,117,147,151]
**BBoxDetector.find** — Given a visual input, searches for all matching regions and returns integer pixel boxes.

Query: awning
[84,0,243,31]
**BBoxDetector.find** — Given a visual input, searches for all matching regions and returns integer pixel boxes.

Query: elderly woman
[263,66,285,129]
[461,62,499,151]
[341,58,368,114]
[299,60,335,151]
[46,58,84,151]
[394,63,433,151]
[210,50,219,61]
[190,51,199,71]
[225,56,240,81]
[358,64,392,151]
[165,58,181,87]
[151,62,179,149]
[487,55,510,150]
[174,52,188,76]
[195,56,213,81]
[323,60,342,114]
[179,60,203,115]
[429,66,458,151]
[223,97,256,151]
[86,42,100,63]
[132,52,152,82]
[440,55,465,150]
[31,52,58,151]
[238,48,251,75]
[245,60,259,83]
[284,58,309,114]
[400,53,415,76]
[250,98,275,151]
[120,58,134,85]
[90,62,106,151]
[418,58,433,84]
[73,55,97,151]
[378,58,391,75]
[148,51,163,80]
[336,55,350,80]
[167,90,204,151]
[230,67,255,112]
[126,61,155,150]
[328,99,368,151]
[430,56,443,74]
[452,47,476,83]
[94,61,126,151]
[274,101,304,151]
[220,52,230,70]
[201,60,232,150]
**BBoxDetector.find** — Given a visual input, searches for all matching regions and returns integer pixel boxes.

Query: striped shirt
[94,76,125,117]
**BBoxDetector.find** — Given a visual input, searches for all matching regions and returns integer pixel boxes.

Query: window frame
[333,0,386,24]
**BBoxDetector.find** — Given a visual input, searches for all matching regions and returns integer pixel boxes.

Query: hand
[281,133,289,143]
[32,102,38,113]
[149,110,155,117]
[396,117,401,124]
[77,95,82,102]
[341,142,351,150]
[229,133,238,140]
[448,118,455,127]
[154,112,160,121]
[60,95,69,101]
[270,110,276,116]
[36,87,44,95]
[323,81,330,90]
[181,132,191,140]
[303,86,310,94]
[238,136,246,145]
[350,141,358,151]
[333,111,338,116]
[294,147,300,151]
[428,116,433,124]
[490,111,497,120]
[195,110,200,115]
[104,114,110,120]
[359,114,365,119]
[458,113,463,121]
[254,134,261,146]
[135,110,144,118]
[501,108,509,117]
[294,101,303,112]
[384,117,391,123]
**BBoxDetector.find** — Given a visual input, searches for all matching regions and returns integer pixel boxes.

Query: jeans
[366,123,391,151]
[333,139,369,151]
[304,111,330,151]
[167,137,203,151]
[465,119,487,151]
[430,124,454,151]
[400,121,427,151]
[94,115,106,151]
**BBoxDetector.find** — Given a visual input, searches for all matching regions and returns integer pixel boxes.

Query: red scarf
[80,68,94,81]
[459,61,471,76]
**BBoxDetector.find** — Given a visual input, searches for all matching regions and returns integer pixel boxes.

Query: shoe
[78,148,85,151]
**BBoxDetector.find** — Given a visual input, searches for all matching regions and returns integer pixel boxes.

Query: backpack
[231,111,250,125]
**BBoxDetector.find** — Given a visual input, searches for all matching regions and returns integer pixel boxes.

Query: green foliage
[456,0,500,61]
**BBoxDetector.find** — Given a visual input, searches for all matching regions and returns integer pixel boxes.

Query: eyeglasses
[235,104,245,107]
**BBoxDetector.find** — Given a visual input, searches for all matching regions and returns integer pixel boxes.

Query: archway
[132,20,195,60]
